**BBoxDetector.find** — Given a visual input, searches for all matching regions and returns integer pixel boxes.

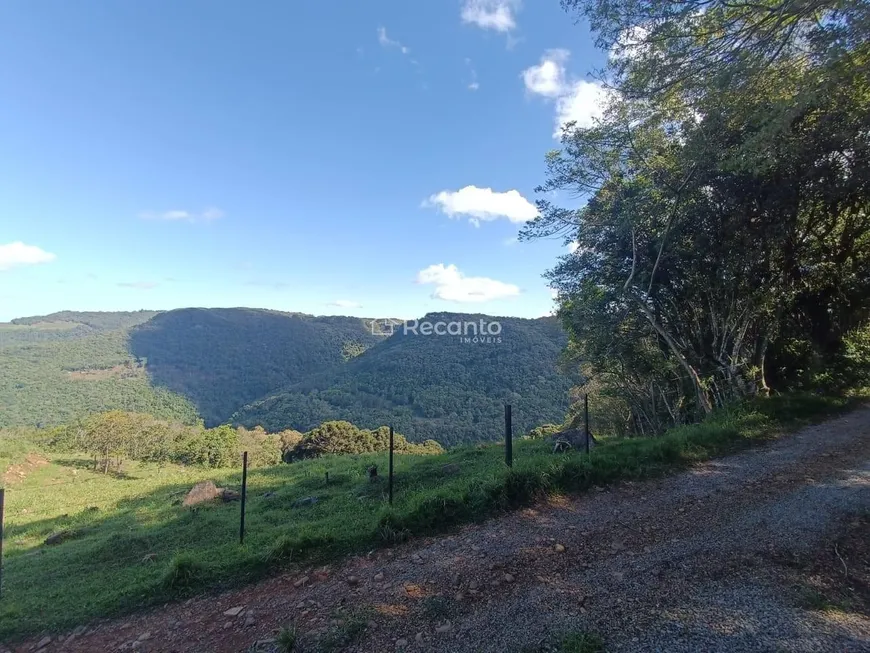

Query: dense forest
[522,0,870,435]
[0,308,379,429]
[234,313,575,446]
[1,309,574,445]
[0,319,197,427]
[128,308,382,425]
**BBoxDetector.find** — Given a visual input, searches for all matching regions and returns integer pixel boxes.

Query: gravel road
[9,408,870,653]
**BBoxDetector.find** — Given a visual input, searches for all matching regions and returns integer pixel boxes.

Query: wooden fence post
[388,426,394,505]
[505,404,513,467]
[239,452,248,544]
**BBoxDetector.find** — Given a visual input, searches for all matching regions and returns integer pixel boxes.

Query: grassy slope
[0,392,863,639]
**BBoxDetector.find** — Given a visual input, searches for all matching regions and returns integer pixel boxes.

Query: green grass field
[0,392,863,640]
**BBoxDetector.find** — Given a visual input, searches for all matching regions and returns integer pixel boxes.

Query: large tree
[522,0,870,432]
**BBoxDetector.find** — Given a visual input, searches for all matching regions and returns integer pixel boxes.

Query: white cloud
[554,81,608,137]
[328,299,363,309]
[568,241,580,253]
[461,0,520,32]
[423,185,538,225]
[377,27,410,54]
[416,263,520,303]
[0,242,56,271]
[139,207,224,223]
[468,81,480,91]
[522,49,569,98]
[522,50,608,139]
[118,281,158,290]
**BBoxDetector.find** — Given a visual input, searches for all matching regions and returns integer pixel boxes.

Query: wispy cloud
[118,281,159,290]
[0,242,56,271]
[139,207,225,223]
[377,26,410,55]
[423,185,538,226]
[417,263,520,303]
[328,299,363,309]
[461,0,520,32]
[522,49,608,139]
[465,58,480,91]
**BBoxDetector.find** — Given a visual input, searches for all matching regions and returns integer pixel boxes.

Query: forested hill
[0,308,380,428]
[233,313,575,446]
[0,310,158,346]
[0,311,196,427]
[1,309,573,444]
[128,308,382,425]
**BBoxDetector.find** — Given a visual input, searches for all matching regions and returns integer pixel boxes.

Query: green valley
[0,309,574,445]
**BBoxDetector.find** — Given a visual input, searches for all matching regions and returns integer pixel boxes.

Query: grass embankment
[0,392,863,639]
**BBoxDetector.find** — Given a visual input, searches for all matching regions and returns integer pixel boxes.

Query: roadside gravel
[9,408,870,653]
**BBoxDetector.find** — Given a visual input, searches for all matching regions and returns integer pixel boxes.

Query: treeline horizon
[6,409,446,473]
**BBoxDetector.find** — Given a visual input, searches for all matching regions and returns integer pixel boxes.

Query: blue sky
[0,0,605,322]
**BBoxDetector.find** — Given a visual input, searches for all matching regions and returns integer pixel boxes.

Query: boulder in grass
[44,529,78,546]
[551,428,598,453]
[182,481,222,507]
[220,489,240,502]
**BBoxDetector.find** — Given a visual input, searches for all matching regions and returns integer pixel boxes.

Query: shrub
[526,423,561,439]
[263,532,336,567]
[287,421,444,460]
[161,553,204,592]
[237,426,282,467]
[181,424,239,468]
[276,625,298,652]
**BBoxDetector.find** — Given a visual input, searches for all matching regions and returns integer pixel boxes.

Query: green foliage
[235,313,575,446]
[0,391,859,639]
[288,421,444,460]
[39,412,280,470]
[341,341,369,361]
[276,625,298,653]
[181,424,239,468]
[526,423,562,439]
[161,553,205,593]
[522,0,870,434]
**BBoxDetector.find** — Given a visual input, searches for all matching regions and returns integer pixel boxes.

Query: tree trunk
[630,292,713,415]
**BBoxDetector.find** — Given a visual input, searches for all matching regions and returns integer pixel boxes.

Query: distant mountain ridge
[234,312,575,446]
[0,308,574,445]
[128,308,382,425]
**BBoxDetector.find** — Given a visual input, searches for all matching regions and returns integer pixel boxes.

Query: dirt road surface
[9,409,870,652]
